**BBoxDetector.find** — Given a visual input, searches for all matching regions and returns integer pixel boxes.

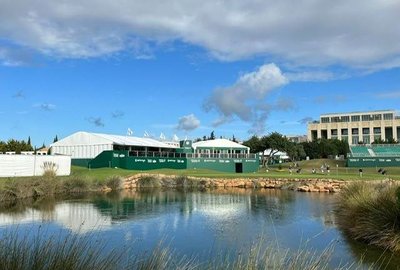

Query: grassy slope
[68,158,400,181]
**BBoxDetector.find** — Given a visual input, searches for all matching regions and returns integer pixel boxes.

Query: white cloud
[0,1,400,70]
[204,63,289,134]
[375,91,400,99]
[176,114,200,131]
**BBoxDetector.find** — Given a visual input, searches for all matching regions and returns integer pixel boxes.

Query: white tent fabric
[192,139,249,151]
[50,131,178,159]
[0,155,71,177]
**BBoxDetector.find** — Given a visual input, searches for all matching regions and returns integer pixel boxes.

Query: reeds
[0,228,369,270]
[336,182,400,252]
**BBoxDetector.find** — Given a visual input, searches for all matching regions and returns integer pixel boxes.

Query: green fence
[347,157,400,167]
[82,150,259,173]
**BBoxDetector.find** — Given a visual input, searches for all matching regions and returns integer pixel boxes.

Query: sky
[1,0,400,147]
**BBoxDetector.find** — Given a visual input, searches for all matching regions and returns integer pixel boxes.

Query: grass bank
[0,174,125,203]
[336,182,400,252]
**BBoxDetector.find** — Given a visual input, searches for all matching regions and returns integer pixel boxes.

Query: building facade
[308,110,400,145]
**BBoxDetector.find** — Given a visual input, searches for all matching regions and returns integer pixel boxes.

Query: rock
[298,186,310,192]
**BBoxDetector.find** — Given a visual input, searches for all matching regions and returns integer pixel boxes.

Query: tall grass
[0,230,122,270]
[336,182,400,252]
[0,228,356,270]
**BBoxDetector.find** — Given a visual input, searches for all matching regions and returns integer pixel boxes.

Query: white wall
[0,155,71,177]
[50,144,112,159]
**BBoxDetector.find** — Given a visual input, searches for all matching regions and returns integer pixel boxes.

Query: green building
[50,131,259,173]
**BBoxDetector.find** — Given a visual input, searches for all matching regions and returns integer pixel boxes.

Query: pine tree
[27,136,31,146]
[232,135,237,142]
[209,131,215,140]
[53,135,58,143]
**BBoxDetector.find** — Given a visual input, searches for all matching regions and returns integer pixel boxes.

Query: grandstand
[348,144,400,167]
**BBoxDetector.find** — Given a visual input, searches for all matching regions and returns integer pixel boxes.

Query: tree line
[242,132,349,166]
[0,138,33,153]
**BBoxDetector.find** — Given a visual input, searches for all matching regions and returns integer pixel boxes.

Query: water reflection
[0,189,398,269]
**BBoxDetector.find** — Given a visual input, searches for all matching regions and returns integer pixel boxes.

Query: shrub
[137,176,161,188]
[63,177,90,193]
[336,182,400,252]
[105,176,122,191]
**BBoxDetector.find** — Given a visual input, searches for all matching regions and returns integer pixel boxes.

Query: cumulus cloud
[204,63,288,134]
[0,46,37,66]
[87,117,105,127]
[0,1,400,70]
[176,114,200,131]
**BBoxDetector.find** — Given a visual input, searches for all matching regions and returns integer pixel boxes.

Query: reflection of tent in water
[191,194,249,218]
[0,203,112,234]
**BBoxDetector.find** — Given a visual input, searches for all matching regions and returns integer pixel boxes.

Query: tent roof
[192,139,249,150]
[51,131,177,149]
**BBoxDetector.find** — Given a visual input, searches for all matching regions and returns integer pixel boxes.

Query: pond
[0,188,398,269]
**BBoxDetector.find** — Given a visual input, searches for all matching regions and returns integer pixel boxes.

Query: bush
[137,176,161,188]
[105,176,122,191]
[336,182,400,252]
[63,177,90,193]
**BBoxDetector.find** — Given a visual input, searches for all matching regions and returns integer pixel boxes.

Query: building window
[362,128,370,135]
[373,127,381,134]
[321,117,330,123]
[331,129,338,136]
[352,136,359,145]
[351,115,360,122]
[352,128,359,135]
[363,136,370,144]
[372,114,382,121]
[383,113,394,120]
[362,115,371,121]
[331,116,340,123]
[341,129,348,136]
[341,116,350,122]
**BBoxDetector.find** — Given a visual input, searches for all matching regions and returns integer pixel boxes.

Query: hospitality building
[308,110,400,145]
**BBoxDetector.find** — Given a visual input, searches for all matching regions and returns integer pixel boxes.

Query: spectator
[359,168,363,177]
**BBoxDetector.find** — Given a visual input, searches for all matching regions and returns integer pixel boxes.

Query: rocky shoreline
[121,173,348,193]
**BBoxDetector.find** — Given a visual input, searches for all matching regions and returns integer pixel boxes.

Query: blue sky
[1,1,400,147]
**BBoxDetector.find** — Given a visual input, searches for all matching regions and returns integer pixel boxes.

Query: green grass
[68,158,400,181]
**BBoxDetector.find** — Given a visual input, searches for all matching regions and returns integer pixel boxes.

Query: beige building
[308,110,400,145]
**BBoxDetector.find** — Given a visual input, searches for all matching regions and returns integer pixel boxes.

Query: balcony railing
[128,151,257,159]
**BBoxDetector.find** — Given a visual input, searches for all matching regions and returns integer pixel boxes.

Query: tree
[285,142,306,161]
[232,135,237,143]
[261,132,291,166]
[27,136,31,146]
[209,131,215,140]
[53,135,58,143]
[243,135,262,153]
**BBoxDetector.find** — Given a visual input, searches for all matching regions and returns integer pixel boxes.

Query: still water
[0,189,398,269]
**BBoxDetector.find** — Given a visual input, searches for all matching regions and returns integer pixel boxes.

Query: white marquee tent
[50,131,178,159]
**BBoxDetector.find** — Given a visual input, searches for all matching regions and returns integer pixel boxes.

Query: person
[312,168,316,174]
[289,165,293,175]
[320,165,324,174]
[326,165,330,174]
[359,168,363,177]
